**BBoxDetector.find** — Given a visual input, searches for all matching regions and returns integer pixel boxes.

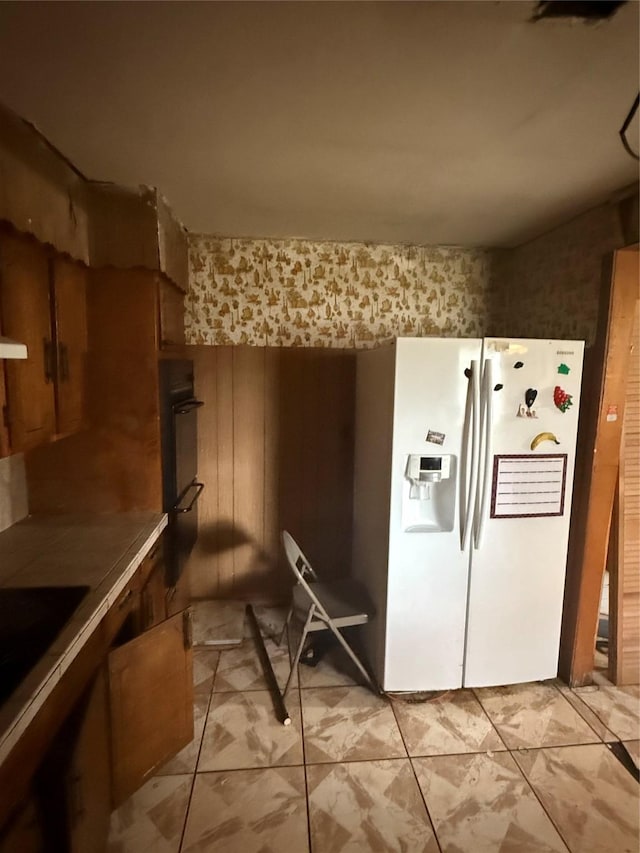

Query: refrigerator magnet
[530,431,560,450]
[553,385,573,412]
[517,388,538,418]
[425,429,445,446]
[557,363,570,375]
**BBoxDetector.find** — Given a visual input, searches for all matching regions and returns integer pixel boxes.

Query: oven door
[173,399,203,495]
[166,396,205,587]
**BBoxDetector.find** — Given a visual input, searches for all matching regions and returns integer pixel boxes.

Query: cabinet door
[166,569,191,618]
[52,257,88,436]
[140,562,167,630]
[67,668,111,853]
[158,278,185,349]
[108,610,193,806]
[0,232,56,451]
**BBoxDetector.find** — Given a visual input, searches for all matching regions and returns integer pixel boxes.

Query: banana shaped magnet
[530,432,560,451]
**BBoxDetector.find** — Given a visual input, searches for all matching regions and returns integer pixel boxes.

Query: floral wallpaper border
[187,236,493,347]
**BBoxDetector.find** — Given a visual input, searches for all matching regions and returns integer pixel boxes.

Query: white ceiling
[0,1,637,248]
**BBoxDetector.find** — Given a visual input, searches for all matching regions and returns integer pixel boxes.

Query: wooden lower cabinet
[63,668,112,853]
[109,609,194,807]
[36,668,111,853]
[0,556,193,851]
[65,668,111,853]
[166,568,191,618]
[0,793,46,853]
[140,560,167,631]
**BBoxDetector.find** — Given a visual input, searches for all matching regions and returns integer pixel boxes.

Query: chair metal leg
[326,623,377,691]
[282,605,315,700]
[278,604,294,647]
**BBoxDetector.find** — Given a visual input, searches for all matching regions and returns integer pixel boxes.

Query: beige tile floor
[108,613,640,853]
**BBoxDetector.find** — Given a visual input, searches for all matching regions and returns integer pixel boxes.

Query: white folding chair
[279,530,376,698]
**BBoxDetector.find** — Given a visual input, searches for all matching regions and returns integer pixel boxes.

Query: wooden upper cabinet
[0,231,56,451]
[158,277,185,349]
[51,258,88,436]
[0,231,89,452]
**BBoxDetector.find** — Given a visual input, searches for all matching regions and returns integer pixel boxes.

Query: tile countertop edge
[0,513,168,767]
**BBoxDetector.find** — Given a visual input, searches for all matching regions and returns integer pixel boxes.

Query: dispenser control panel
[405,454,451,483]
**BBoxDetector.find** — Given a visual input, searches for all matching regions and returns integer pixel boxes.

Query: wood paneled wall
[186,345,356,603]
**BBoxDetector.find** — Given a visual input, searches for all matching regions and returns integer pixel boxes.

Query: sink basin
[0,586,90,705]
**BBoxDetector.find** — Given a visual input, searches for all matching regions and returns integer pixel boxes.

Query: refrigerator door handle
[474,358,494,549]
[461,359,481,551]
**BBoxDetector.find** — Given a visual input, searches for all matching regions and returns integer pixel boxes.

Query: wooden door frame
[608,297,639,684]
[559,245,639,686]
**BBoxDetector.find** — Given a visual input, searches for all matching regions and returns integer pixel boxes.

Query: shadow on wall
[197,519,256,556]
[188,519,275,601]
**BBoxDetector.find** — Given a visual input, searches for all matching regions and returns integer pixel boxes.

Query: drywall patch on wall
[488,203,624,344]
[0,453,28,534]
[187,236,492,347]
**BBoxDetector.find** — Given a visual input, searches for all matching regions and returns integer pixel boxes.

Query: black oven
[159,359,204,587]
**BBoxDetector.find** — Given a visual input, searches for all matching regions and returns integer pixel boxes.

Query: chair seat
[292,578,372,630]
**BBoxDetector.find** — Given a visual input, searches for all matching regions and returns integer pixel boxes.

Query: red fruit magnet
[553,385,573,413]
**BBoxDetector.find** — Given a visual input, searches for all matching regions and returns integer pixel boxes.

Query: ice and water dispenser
[402,454,456,532]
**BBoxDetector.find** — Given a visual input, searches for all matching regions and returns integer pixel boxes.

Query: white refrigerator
[352,337,584,691]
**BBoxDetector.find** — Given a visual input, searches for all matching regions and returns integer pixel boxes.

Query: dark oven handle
[172,482,205,513]
[173,399,205,415]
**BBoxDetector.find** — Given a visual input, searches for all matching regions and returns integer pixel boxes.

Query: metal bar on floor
[245,604,291,726]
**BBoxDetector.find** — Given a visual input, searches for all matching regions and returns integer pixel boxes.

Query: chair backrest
[281,530,330,621]
[281,530,318,582]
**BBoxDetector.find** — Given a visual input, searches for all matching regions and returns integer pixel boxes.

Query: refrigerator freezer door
[463,338,584,687]
[384,337,482,691]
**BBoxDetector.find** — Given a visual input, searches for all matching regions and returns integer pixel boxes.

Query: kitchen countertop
[0,511,167,766]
